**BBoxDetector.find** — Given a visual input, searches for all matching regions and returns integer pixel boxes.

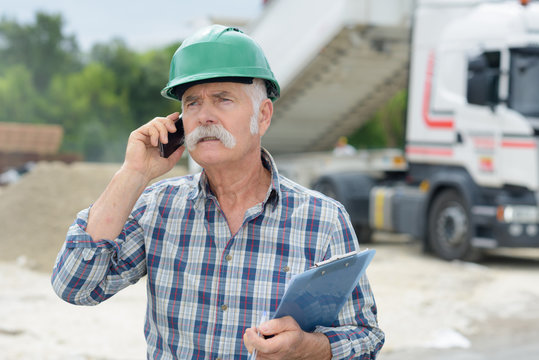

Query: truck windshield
[508,48,539,118]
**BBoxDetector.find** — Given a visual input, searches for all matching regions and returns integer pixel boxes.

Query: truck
[250,0,539,261]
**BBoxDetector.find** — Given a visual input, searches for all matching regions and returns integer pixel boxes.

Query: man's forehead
[183,82,246,98]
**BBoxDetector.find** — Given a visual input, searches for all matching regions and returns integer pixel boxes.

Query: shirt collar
[188,148,281,210]
[261,147,281,209]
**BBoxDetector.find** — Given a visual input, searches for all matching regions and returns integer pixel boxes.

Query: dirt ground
[371,236,539,359]
[1,162,539,359]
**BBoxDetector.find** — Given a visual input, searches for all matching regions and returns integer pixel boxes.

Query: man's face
[181,82,265,168]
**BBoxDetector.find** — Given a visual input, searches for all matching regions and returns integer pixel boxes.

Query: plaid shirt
[52,149,384,359]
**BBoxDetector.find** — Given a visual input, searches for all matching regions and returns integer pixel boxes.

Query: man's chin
[189,142,220,157]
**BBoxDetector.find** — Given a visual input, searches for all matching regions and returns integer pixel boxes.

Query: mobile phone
[159,114,185,158]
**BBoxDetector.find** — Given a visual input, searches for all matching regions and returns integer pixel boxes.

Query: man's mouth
[199,136,219,143]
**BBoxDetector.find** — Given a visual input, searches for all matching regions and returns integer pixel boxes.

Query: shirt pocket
[261,260,308,314]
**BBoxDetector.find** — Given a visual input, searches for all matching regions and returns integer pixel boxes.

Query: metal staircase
[249,0,413,154]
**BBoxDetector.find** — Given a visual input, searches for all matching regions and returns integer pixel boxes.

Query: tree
[0,12,81,91]
[47,63,132,160]
[0,12,182,162]
[0,66,39,123]
[90,40,180,127]
[349,90,407,149]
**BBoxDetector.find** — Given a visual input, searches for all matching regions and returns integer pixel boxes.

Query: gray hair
[244,78,268,134]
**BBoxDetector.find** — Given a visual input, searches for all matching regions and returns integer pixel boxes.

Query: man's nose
[196,103,218,126]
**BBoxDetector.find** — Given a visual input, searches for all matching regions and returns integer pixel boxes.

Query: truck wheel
[428,189,482,261]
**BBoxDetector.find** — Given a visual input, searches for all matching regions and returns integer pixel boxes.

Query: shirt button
[283,266,290,272]
[221,304,228,311]
[225,254,233,262]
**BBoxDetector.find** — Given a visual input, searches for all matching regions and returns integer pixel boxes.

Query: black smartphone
[159,114,185,158]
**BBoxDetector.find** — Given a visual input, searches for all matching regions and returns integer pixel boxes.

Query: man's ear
[258,99,273,137]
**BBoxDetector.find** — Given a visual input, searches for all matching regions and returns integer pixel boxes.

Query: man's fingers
[141,117,174,147]
[245,326,276,348]
[153,120,169,145]
[166,112,180,121]
[243,327,256,353]
[259,316,298,337]
[157,113,181,144]
[244,327,272,354]
[146,126,160,147]
[122,114,184,182]
[165,112,180,133]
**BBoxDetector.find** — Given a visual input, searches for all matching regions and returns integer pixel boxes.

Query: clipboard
[272,248,375,332]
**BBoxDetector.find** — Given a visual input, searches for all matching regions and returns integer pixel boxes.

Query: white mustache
[184,124,237,151]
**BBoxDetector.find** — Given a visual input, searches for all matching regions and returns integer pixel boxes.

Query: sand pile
[0,161,187,272]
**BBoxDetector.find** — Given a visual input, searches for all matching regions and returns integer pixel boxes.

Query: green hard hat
[161,25,280,102]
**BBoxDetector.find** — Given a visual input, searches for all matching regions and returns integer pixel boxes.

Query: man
[333,136,357,157]
[52,25,384,359]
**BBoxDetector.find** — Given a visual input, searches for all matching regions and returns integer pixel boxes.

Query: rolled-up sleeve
[51,204,147,305]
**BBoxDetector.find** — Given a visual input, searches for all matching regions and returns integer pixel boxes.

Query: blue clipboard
[272,248,375,332]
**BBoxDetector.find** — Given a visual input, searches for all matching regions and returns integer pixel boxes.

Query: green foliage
[0,12,181,162]
[0,66,39,123]
[89,40,180,127]
[46,63,132,157]
[348,89,407,150]
[348,115,388,149]
[129,45,180,126]
[0,12,81,90]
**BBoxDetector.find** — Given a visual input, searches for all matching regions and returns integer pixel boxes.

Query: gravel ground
[371,236,539,359]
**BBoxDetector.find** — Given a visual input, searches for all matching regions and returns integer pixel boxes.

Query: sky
[0,0,265,51]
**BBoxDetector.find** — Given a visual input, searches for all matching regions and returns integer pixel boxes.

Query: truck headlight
[497,205,539,224]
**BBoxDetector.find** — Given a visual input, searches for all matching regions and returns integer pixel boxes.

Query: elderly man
[52,25,384,359]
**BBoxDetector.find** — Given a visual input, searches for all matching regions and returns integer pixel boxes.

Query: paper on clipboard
[271,248,375,332]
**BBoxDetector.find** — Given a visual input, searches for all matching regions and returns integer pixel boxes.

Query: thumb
[259,316,298,336]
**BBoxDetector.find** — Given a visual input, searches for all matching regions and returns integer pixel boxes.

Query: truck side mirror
[467,54,499,109]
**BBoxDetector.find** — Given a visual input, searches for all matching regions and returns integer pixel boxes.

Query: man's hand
[85,113,184,242]
[123,112,184,184]
[243,316,331,360]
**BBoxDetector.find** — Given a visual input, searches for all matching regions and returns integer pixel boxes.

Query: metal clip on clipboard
[312,250,360,268]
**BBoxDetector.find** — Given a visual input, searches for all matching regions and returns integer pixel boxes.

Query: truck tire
[428,189,482,261]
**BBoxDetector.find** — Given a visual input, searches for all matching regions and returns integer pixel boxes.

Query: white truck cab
[400,0,539,259]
